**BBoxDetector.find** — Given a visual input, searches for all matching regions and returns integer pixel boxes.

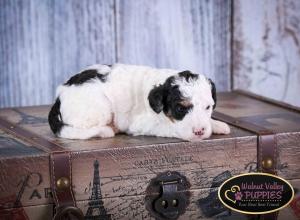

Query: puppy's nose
[193,127,205,136]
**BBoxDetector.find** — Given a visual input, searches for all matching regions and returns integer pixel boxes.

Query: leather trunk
[0,90,299,220]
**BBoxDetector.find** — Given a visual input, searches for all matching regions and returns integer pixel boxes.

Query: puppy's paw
[98,126,115,138]
[212,120,231,135]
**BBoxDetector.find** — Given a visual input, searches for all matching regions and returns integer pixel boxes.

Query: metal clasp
[145,171,190,220]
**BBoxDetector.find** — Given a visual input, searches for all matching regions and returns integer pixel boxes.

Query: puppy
[48,64,230,141]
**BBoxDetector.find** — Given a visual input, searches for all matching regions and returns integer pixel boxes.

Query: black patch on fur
[178,70,198,82]
[208,79,217,109]
[148,76,193,121]
[48,98,64,134]
[148,85,165,114]
[64,69,107,86]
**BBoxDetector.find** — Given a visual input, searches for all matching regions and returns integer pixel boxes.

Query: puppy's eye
[206,105,211,110]
[176,105,185,113]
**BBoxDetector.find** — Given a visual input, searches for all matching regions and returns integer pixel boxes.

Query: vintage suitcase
[0,90,299,220]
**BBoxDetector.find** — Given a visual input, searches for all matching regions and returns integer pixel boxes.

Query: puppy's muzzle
[193,127,206,136]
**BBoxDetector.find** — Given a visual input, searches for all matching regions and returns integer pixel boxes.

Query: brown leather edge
[258,134,278,175]
[212,111,269,134]
[213,111,278,219]
[213,113,278,174]
[0,116,64,152]
[234,90,300,113]
[212,111,277,174]
[50,151,76,208]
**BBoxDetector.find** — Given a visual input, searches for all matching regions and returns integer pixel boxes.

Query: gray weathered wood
[0,0,53,107]
[0,0,116,108]
[3,0,299,108]
[233,0,300,107]
[115,0,231,91]
[0,0,232,108]
[50,0,116,92]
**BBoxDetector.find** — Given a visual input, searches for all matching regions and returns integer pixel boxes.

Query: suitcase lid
[216,90,300,133]
[0,101,253,159]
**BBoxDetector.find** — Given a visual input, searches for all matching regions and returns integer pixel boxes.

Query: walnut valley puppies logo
[218,173,294,214]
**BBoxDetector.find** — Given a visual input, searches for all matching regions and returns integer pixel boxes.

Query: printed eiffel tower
[85,160,111,220]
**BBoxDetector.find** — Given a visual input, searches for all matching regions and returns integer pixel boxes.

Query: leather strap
[213,111,278,220]
[258,133,277,175]
[0,116,83,219]
[0,116,64,152]
[50,151,84,220]
[50,151,76,207]
[212,111,277,174]
[212,111,268,134]
[258,134,278,220]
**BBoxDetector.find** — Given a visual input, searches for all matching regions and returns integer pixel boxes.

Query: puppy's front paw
[212,120,231,135]
[98,126,115,138]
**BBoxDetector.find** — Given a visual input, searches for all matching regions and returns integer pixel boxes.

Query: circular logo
[218,173,294,214]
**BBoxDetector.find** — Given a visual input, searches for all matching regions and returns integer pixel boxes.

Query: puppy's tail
[48,98,64,135]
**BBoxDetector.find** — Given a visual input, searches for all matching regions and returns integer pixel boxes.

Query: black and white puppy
[48,64,230,141]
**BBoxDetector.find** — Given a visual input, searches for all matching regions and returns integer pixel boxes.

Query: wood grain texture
[0,0,53,107]
[2,0,300,108]
[0,0,231,108]
[0,0,116,108]
[115,0,231,91]
[233,0,300,107]
[50,0,116,91]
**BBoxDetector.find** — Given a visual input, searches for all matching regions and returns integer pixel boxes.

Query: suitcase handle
[53,206,84,220]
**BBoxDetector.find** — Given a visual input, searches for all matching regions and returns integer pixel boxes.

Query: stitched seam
[274,134,277,175]
[69,153,76,206]
[273,134,275,174]
[259,135,262,172]
[0,117,64,152]
[51,154,60,207]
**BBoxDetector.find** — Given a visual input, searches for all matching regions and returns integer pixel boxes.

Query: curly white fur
[50,64,230,141]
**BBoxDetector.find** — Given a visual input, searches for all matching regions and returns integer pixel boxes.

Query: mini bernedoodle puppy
[48,64,230,141]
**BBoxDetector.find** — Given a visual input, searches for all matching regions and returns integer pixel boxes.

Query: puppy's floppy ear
[148,85,165,113]
[208,79,217,109]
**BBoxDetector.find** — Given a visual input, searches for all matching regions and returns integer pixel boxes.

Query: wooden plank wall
[1,0,299,108]
[115,0,231,91]
[0,0,231,108]
[233,0,300,107]
[0,0,116,108]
